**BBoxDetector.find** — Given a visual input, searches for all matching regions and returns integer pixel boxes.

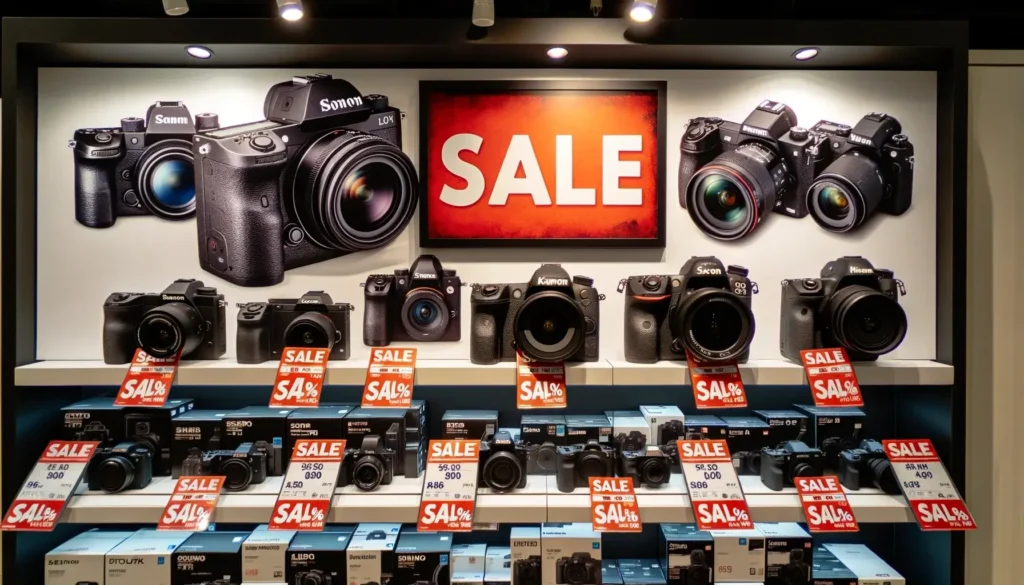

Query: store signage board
[115,348,180,407]
[686,351,747,409]
[268,439,346,531]
[417,439,480,532]
[589,477,642,532]
[883,439,976,531]
[800,348,864,407]
[794,476,860,533]
[677,439,753,530]
[516,351,567,409]
[270,347,329,408]
[158,476,226,531]
[2,441,99,531]
[362,347,416,408]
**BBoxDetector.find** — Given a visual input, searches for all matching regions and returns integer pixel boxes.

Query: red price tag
[363,347,416,408]
[794,476,859,533]
[115,348,180,407]
[677,439,753,531]
[269,439,347,531]
[2,441,99,531]
[883,439,976,531]
[800,348,864,407]
[270,347,330,408]
[417,440,480,532]
[686,352,747,409]
[158,476,226,531]
[589,477,642,532]
[516,351,567,409]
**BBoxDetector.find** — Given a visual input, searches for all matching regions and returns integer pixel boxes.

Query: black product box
[565,414,612,445]
[396,529,453,585]
[406,438,426,479]
[345,407,409,476]
[171,409,227,478]
[754,410,810,445]
[287,530,353,585]
[793,405,866,466]
[407,399,428,442]
[759,523,813,585]
[286,404,356,457]
[520,414,567,447]
[442,410,500,440]
[172,531,247,585]
[224,406,292,476]
[618,559,666,585]
[659,524,713,585]
[602,561,623,585]
[721,416,772,475]
[682,415,728,441]
[809,546,857,585]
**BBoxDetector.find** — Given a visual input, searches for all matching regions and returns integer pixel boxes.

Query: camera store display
[555,440,617,493]
[364,254,462,345]
[479,431,529,492]
[85,441,154,493]
[236,290,353,364]
[760,440,825,491]
[617,447,672,488]
[837,439,901,494]
[182,443,269,491]
[339,434,396,491]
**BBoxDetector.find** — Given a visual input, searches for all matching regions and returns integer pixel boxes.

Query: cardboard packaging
[395,529,453,585]
[224,406,293,476]
[618,559,666,585]
[170,409,228,477]
[345,407,412,476]
[105,529,191,585]
[243,524,296,583]
[520,414,567,447]
[810,546,857,585]
[511,526,542,585]
[486,546,513,585]
[287,530,354,585]
[659,524,713,585]
[752,410,809,445]
[45,529,133,585]
[639,406,685,446]
[824,544,905,585]
[605,410,651,451]
[602,561,623,585]
[347,523,402,585]
[565,414,613,445]
[541,523,602,585]
[172,531,249,585]
[709,528,766,583]
[682,415,728,441]
[792,405,866,467]
[453,543,489,585]
[757,523,812,585]
[442,410,499,440]
[721,416,772,475]
[285,404,356,456]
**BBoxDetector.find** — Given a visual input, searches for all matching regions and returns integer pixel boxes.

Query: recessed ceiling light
[472,0,495,27]
[793,47,820,61]
[277,0,304,21]
[547,47,568,60]
[185,45,213,59]
[629,0,656,22]
[163,0,189,16]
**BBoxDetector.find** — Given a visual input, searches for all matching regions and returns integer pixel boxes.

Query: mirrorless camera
[364,255,461,345]
[683,550,711,585]
[182,443,268,491]
[622,256,756,363]
[732,450,763,476]
[471,264,601,364]
[555,553,600,585]
[615,431,646,451]
[526,442,559,476]
[86,441,154,493]
[71,101,217,228]
[236,291,352,363]
[618,447,672,488]
[837,439,900,494]
[555,440,616,493]
[193,74,417,287]
[295,570,331,585]
[479,431,528,492]
[780,256,907,362]
[761,440,825,491]
[340,435,395,491]
[514,556,541,585]
[102,279,227,364]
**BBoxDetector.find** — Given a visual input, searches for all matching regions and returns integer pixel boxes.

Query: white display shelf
[609,358,954,386]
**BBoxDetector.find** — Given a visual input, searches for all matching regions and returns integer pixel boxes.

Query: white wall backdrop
[36,68,937,361]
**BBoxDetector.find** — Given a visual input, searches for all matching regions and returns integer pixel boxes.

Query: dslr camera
[781,256,907,362]
[193,74,417,287]
[182,443,268,491]
[555,553,600,585]
[526,442,559,476]
[75,421,112,443]
[479,431,528,492]
[615,431,647,452]
[295,570,331,585]
[86,441,154,493]
[236,291,352,364]
[339,435,395,491]
[622,257,756,364]
[70,101,217,228]
[837,439,900,494]
[471,264,601,365]
[102,279,227,364]
[555,440,616,493]
[761,440,825,491]
[732,450,763,476]
[514,556,542,585]
[618,447,672,488]
[364,255,461,345]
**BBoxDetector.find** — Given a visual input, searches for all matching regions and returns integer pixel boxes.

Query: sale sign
[589,477,642,532]
[158,476,225,531]
[686,352,747,409]
[417,440,480,532]
[516,351,567,409]
[676,439,753,531]
[800,348,864,407]
[269,439,346,531]
[794,476,859,533]
[2,441,99,531]
[363,347,416,408]
[270,347,330,408]
[115,348,180,407]
[883,439,976,531]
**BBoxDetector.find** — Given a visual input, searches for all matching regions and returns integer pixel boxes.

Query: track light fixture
[590,0,602,16]
[629,0,656,22]
[162,0,189,16]
[277,0,304,21]
[472,0,495,27]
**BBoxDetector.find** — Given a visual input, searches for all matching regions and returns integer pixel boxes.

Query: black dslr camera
[70,101,217,228]
[682,550,711,585]
[780,256,907,362]
[622,257,756,364]
[86,441,154,493]
[182,443,268,491]
[555,553,600,585]
[295,570,332,585]
[236,291,353,364]
[526,443,559,476]
[514,556,542,585]
[615,431,647,452]
[339,435,395,491]
[102,279,227,364]
[364,255,461,345]
[761,440,825,491]
[479,431,528,492]
[618,447,672,488]
[193,74,417,287]
[470,264,601,365]
[555,440,616,493]
[837,439,900,494]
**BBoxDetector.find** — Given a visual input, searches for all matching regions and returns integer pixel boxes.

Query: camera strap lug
[896,279,907,296]
[358,282,366,288]
[67,140,76,148]
[598,293,606,301]
[616,279,627,293]
[751,281,759,294]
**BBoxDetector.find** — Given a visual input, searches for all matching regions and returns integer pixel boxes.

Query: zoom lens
[790,462,816,480]
[639,457,669,485]
[482,451,524,492]
[533,444,558,473]
[284,312,338,351]
[565,564,589,585]
[400,288,450,341]
[353,455,385,491]
[807,153,885,233]
[674,289,755,362]
[867,456,900,494]
[136,139,197,219]
[514,292,585,362]
[826,285,907,356]
[98,457,135,493]
[220,458,254,491]
[136,302,204,358]
[577,451,609,480]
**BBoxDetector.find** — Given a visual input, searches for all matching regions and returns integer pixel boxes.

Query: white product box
[541,523,602,585]
[453,543,488,581]
[511,526,542,585]
[486,546,512,585]
[45,530,133,585]
[243,525,296,583]
[639,406,685,445]
[709,528,766,583]
[348,523,401,585]
[105,530,191,585]
[824,544,906,585]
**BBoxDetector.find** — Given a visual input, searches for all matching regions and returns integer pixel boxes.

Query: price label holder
[2,441,99,531]
[115,348,181,407]
[516,351,567,409]
[417,439,480,532]
[794,476,859,533]
[363,347,416,408]
[270,347,330,408]
[158,475,226,531]
[800,348,864,407]
[883,439,977,531]
[686,351,747,409]
[589,477,642,532]
[676,439,753,531]
[269,439,346,531]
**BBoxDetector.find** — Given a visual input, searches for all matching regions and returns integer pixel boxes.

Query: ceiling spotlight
[590,0,602,16]
[472,0,495,27]
[547,47,568,60]
[277,0,304,21]
[163,0,189,16]
[793,47,820,61]
[185,45,214,59]
[629,0,656,22]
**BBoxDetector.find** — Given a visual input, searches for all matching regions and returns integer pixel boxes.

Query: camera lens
[577,451,609,480]
[483,451,524,492]
[98,456,135,493]
[866,456,900,494]
[674,290,755,362]
[135,139,197,219]
[220,458,254,491]
[807,153,885,233]
[136,302,204,358]
[826,285,907,356]
[790,461,816,480]
[533,444,558,473]
[353,455,385,491]
[284,312,338,351]
[400,288,451,341]
[514,292,585,362]
[303,573,325,585]
[518,562,539,584]
[696,174,749,229]
[639,457,669,485]
[339,162,397,232]
[565,563,589,585]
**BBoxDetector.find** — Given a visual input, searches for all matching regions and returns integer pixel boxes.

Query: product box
[810,546,857,585]
[709,528,766,583]
[171,409,228,478]
[565,414,613,445]
[345,407,410,476]
[287,530,353,585]
[511,526,542,585]
[753,411,810,445]
[453,543,489,584]
[442,410,500,440]
[285,404,355,457]
[172,531,247,585]
[395,529,453,585]
[243,524,296,583]
[659,524,713,585]
[824,544,905,585]
[486,546,512,585]
[541,523,602,585]
[758,523,813,585]
[602,561,623,585]
[406,437,426,478]
[721,416,772,475]
[520,414,567,446]
[45,529,133,585]
[348,523,401,585]
[105,529,191,585]
[605,410,651,450]
[682,415,728,441]
[407,399,428,442]
[618,559,666,585]
[224,406,293,476]
[793,405,866,465]
[639,406,685,446]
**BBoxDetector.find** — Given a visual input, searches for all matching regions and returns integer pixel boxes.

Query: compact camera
[781,549,811,585]
[618,447,672,488]
[622,256,756,363]
[102,279,227,364]
[682,550,711,585]
[514,556,542,585]
[761,440,825,491]
[71,101,217,228]
[615,431,647,452]
[86,441,154,493]
[193,74,417,287]
[471,264,601,364]
[364,255,461,345]
[555,440,616,493]
[339,435,395,491]
[837,439,900,494]
[555,553,600,585]
[236,290,352,364]
[526,442,559,476]
[479,431,528,492]
[780,256,907,362]
[295,570,332,585]
[182,443,268,491]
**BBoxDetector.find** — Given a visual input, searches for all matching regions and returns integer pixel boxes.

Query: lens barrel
[673,289,755,362]
[221,458,254,491]
[825,285,907,356]
[639,457,669,485]
[136,139,197,219]
[353,455,385,491]
[136,302,204,358]
[401,288,450,341]
[513,291,585,362]
[98,457,135,493]
[807,153,885,233]
[482,450,524,492]
[685,144,784,241]
[284,312,338,351]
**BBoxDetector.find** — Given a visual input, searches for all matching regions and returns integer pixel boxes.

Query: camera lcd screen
[204,119,280,138]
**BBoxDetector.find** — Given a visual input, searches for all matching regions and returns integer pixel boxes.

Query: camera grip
[470,305,503,365]
[74,158,117,228]
[623,297,660,364]
[779,290,818,362]
[102,305,142,364]
[236,317,271,364]
[554,457,576,493]
[362,296,390,347]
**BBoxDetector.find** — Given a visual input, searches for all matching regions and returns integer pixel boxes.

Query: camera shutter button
[802,279,819,290]
[891,133,909,146]
[482,284,498,296]
[120,117,145,132]
[95,132,112,144]
[250,135,274,152]
[245,303,263,314]
[643,276,661,291]
[834,124,852,137]
[788,127,809,141]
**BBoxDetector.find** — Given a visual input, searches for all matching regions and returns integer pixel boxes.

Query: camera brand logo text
[162,295,186,301]
[109,558,145,565]
[320,96,363,112]
[398,554,427,562]
[154,115,190,125]
[848,266,874,274]
[694,265,722,275]
[414,273,437,279]
[537,277,569,286]
[848,134,873,146]
[741,125,770,137]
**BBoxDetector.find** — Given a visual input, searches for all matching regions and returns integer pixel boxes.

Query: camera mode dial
[834,124,852,137]
[891,133,909,146]
[250,135,275,152]
[788,127,809,141]
[643,276,661,291]
[120,117,145,132]
[194,113,220,132]
[573,276,594,287]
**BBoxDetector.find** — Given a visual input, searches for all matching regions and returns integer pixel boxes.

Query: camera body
[618,447,672,488]
[86,441,154,493]
[471,264,600,365]
[236,291,353,364]
[615,431,647,452]
[364,255,462,345]
[185,443,269,491]
[837,439,900,494]
[732,450,763,476]
[761,440,825,491]
[684,550,711,585]
[526,443,559,476]
[555,553,600,585]
[623,257,756,363]
[339,435,395,491]
[295,570,332,585]
[555,441,616,493]
[102,279,227,364]
[194,74,416,287]
[479,431,528,492]
[514,556,542,585]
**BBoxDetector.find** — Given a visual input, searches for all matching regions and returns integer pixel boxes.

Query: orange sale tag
[686,351,747,409]
[363,347,416,408]
[417,440,480,532]
[269,439,347,531]
[516,351,567,409]
[677,439,753,531]
[589,476,642,532]
[794,476,859,533]
[883,439,976,531]
[115,348,180,407]
[800,348,864,407]
[270,347,330,408]
[2,441,100,532]
[158,476,226,531]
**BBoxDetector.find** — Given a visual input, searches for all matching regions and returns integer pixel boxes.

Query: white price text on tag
[2,441,99,531]
[418,440,480,531]
[883,439,976,531]
[269,439,346,531]
[677,439,753,530]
